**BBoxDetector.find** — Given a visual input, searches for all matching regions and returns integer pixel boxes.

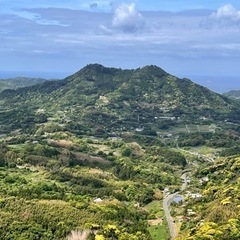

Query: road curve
[163,173,187,239]
[163,192,178,239]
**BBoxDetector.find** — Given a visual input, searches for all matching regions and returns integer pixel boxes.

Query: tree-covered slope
[177,156,240,240]
[0,64,238,135]
[0,77,49,92]
[223,90,240,99]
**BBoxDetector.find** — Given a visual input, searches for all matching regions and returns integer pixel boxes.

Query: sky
[1,1,240,92]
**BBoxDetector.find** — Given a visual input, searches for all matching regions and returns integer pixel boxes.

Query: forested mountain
[0,64,239,240]
[0,64,238,135]
[223,90,240,99]
[0,77,49,92]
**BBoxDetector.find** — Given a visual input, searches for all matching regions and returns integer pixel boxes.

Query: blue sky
[2,1,240,12]
[1,0,240,91]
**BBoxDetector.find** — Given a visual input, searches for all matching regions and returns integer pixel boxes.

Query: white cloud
[201,4,240,28]
[112,3,145,32]
[211,4,240,20]
[1,6,240,76]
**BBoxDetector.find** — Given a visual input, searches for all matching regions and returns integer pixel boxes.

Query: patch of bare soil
[48,139,73,148]
[148,218,163,226]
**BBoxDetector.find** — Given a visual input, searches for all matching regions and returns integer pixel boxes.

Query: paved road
[163,192,178,239]
[163,173,187,239]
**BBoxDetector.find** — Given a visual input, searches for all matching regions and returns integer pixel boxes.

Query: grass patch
[145,200,164,218]
[148,223,170,240]
[191,146,219,155]
[146,201,170,239]
[168,124,213,134]
[8,143,27,152]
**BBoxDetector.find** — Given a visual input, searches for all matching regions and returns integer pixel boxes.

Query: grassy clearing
[170,126,188,133]
[198,124,214,132]
[146,201,170,240]
[190,146,219,155]
[8,144,27,151]
[169,124,213,134]
[145,200,164,218]
[157,123,214,136]
[148,220,170,240]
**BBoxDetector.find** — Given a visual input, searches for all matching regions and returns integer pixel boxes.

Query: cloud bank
[201,4,240,28]
[112,3,145,32]
[1,2,240,77]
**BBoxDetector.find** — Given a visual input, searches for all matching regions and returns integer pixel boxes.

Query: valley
[0,64,239,240]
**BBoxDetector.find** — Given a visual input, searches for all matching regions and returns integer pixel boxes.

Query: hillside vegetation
[0,64,239,239]
[223,90,240,99]
[0,64,239,135]
[0,77,49,92]
[176,156,240,240]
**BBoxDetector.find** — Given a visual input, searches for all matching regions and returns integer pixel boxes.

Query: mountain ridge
[223,89,240,99]
[0,64,239,135]
[0,77,50,93]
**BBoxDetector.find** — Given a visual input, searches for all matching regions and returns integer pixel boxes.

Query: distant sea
[188,75,240,94]
[0,71,239,94]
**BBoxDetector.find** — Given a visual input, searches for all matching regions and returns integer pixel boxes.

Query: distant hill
[0,64,239,134]
[0,77,49,92]
[223,90,240,99]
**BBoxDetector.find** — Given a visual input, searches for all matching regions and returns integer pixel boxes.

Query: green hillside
[0,64,239,240]
[223,90,240,99]
[176,155,240,240]
[0,77,49,92]
[0,64,238,135]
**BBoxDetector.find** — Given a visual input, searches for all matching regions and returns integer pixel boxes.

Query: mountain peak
[140,65,167,73]
[82,63,123,72]
[71,64,125,79]
[73,64,168,78]
[82,63,107,71]
[132,65,168,79]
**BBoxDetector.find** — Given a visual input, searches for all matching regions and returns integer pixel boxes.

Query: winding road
[163,173,187,239]
[163,192,178,239]
[163,140,214,239]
